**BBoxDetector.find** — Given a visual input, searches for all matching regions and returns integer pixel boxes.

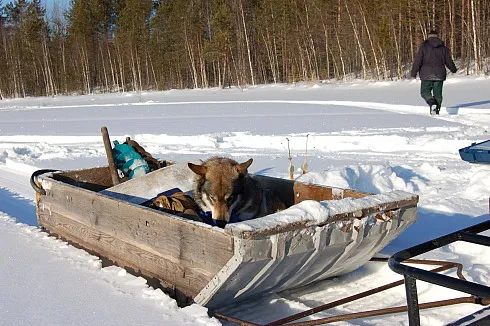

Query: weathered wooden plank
[38,209,206,297]
[52,166,115,191]
[99,161,195,205]
[101,126,121,186]
[342,188,371,199]
[255,175,331,206]
[38,178,234,278]
[292,182,334,203]
[255,175,369,206]
[53,163,173,192]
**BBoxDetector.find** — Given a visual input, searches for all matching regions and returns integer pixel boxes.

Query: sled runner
[31,161,418,308]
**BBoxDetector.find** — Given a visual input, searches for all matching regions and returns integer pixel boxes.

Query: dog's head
[188,157,253,226]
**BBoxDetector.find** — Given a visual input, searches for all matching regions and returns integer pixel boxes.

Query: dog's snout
[212,200,231,221]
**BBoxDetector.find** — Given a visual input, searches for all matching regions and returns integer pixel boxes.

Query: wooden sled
[31,162,418,308]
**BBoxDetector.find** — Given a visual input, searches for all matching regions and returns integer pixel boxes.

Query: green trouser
[420,80,444,110]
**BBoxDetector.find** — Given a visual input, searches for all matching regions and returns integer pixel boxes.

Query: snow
[1,76,490,325]
[226,190,417,235]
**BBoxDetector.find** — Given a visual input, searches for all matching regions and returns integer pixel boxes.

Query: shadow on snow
[0,187,37,226]
[381,208,489,256]
[448,99,490,114]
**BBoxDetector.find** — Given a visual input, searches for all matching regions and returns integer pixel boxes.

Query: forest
[0,0,488,98]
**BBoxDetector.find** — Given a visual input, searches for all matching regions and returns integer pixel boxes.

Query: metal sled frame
[389,220,490,326]
[211,256,490,325]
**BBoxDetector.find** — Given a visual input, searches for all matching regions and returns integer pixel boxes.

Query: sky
[3,0,68,12]
[1,76,490,325]
[45,0,68,12]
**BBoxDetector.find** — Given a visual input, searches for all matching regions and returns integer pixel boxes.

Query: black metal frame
[389,220,490,325]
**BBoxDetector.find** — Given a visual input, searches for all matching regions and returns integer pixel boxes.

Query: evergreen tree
[2,0,49,97]
[115,0,152,91]
[66,0,116,93]
[1,0,490,98]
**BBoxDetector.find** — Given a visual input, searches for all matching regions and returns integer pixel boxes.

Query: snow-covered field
[1,76,490,325]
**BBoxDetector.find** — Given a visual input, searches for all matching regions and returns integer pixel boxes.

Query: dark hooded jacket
[410,37,457,80]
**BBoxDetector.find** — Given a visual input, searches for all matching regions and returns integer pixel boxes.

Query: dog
[188,157,285,226]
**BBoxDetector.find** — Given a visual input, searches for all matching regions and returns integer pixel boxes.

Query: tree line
[0,0,488,98]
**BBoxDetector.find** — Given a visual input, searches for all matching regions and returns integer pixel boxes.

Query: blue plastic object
[459,140,490,164]
[112,140,149,178]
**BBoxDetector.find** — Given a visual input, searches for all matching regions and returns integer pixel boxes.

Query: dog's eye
[226,196,235,204]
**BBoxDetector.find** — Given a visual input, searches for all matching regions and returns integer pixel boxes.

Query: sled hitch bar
[30,169,59,195]
[389,219,490,326]
[210,256,490,325]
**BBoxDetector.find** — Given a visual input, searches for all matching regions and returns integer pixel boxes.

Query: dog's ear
[236,158,253,174]
[188,162,207,176]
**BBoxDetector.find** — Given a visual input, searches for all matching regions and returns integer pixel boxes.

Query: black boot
[427,98,437,115]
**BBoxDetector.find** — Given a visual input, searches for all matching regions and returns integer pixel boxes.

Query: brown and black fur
[188,157,285,225]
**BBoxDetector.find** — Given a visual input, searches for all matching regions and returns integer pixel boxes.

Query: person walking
[410,30,457,115]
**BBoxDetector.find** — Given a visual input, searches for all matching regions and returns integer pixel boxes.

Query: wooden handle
[101,126,120,186]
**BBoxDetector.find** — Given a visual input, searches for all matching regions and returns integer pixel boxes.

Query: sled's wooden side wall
[36,179,234,298]
[52,166,114,192]
[256,175,369,207]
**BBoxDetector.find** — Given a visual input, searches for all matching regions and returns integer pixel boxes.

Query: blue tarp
[459,140,490,164]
